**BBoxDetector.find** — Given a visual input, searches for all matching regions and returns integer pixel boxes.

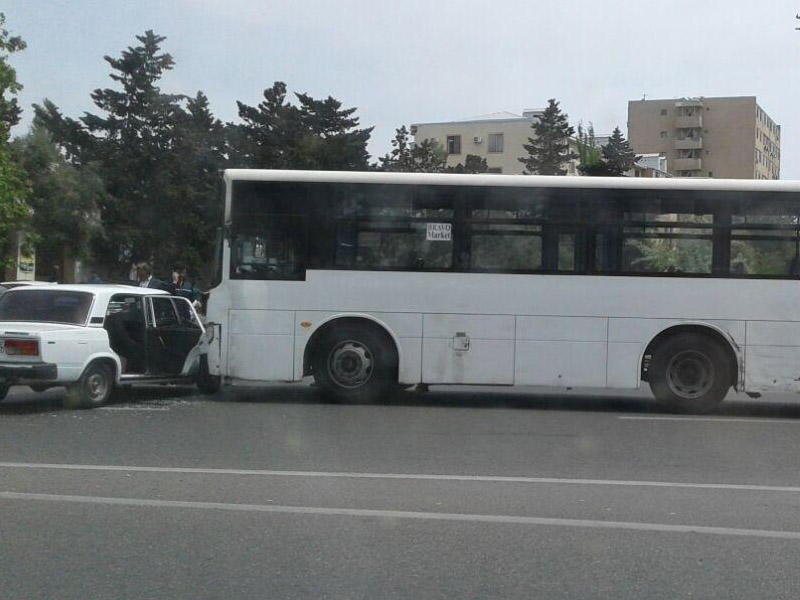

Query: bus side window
[231,216,307,281]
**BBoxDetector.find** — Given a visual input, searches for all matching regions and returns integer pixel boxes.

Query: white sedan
[0,284,219,408]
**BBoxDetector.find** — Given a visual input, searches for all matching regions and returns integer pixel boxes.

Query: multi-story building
[411,110,579,175]
[627,96,780,179]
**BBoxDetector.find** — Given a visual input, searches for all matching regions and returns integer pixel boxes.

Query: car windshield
[0,290,93,325]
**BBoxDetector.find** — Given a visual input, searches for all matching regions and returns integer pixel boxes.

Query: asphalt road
[2,383,800,599]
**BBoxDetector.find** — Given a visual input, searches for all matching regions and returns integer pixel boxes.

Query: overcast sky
[5,0,800,177]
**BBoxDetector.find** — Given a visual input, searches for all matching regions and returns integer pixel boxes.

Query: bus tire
[65,361,115,409]
[648,332,731,413]
[312,324,397,404]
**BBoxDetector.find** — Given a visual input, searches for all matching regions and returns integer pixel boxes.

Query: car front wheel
[65,362,114,409]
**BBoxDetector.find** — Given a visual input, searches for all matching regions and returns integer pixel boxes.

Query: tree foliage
[35,31,222,279]
[448,154,489,174]
[518,98,576,175]
[377,126,446,173]
[0,13,31,271]
[601,126,638,176]
[234,82,372,170]
[11,126,102,278]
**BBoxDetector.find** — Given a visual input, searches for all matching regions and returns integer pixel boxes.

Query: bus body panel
[745,321,800,393]
[208,270,778,391]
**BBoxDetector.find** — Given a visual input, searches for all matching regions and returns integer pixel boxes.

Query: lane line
[3,490,800,540]
[97,407,171,412]
[1,462,800,493]
[619,416,800,424]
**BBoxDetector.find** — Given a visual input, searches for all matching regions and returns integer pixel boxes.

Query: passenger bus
[204,169,800,411]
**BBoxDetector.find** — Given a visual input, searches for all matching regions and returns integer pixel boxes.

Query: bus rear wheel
[312,324,396,403]
[649,333,732,413]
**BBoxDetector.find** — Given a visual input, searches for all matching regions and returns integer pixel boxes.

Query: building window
[446,135,461,155]
[660,131,668,138]
[486,167,502,174]
[660,109,668,116]
[488,133,504,153]
[708,171,713,177]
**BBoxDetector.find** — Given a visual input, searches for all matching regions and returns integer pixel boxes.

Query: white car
[0,284,219,408]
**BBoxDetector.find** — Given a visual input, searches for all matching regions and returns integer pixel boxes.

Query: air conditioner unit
[473,136,483,144]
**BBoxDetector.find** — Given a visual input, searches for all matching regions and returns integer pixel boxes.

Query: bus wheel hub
[328,341,373,388]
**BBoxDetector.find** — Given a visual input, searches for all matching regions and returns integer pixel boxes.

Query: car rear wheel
[65,362,114,409]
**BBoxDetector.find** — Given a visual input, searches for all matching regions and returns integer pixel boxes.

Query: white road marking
[1,461,799,493]
[2,490,800,540]
[97,406,171,412]
[619,415,800,424]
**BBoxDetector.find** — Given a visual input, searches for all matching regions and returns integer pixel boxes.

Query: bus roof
[224,169,800,194]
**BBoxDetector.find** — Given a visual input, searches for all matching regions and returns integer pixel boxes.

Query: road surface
[2,384,800,599]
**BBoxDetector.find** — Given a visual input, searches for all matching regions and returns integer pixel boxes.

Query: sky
[5,0,800,177]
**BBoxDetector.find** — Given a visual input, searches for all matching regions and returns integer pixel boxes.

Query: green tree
[11,126,102,281]
[35,31,222,279]
[377,126,447,173]
[601,126,638,176]
[168,91,228,285]
[518,99,576,175]
[448,154,489,174]
[576,122,613,176]
[234,82,372,170]
[0,13,31,273]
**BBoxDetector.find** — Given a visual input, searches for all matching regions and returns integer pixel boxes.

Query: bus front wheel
[312,324,396,403]
[648,333,732,413]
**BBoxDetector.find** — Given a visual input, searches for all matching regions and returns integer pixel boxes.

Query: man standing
[136,263,163,289]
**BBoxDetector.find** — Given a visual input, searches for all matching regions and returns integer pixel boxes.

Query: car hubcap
[666,350,714,399]
[86,372,108,402]
[328,340,373,389]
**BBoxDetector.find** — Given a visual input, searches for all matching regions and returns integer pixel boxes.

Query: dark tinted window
[230,182,308,280]
[0,290,93,324]
[151,297,179,328]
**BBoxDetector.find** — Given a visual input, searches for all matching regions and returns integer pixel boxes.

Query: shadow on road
[222,385,800,420]
[4,382,800,421]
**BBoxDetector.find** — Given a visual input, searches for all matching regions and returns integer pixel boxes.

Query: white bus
[204,169,800,411]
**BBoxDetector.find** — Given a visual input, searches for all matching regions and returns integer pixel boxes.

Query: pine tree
[34,31,214,278]
[601,126,638,176]
[377,126,447,173]
[234,83,372,170]
[518,99,576,175]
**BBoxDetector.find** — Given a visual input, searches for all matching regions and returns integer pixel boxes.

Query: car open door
[145,296,204,376]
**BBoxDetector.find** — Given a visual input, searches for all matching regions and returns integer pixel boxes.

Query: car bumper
[0,362,58,382]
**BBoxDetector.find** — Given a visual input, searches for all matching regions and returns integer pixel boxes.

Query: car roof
[2,284,169,296]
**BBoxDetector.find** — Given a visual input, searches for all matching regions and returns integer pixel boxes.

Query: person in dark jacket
[136,263,163,289]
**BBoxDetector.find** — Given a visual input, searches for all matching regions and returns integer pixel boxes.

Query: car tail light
[4,339,39,356]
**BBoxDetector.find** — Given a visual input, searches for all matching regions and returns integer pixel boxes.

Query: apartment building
[411,110,579,175]
[627,96,780,179]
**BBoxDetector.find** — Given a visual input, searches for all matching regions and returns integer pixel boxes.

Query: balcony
[673,137,703,150]
[672,158,703,171]
[675,115,703,129]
